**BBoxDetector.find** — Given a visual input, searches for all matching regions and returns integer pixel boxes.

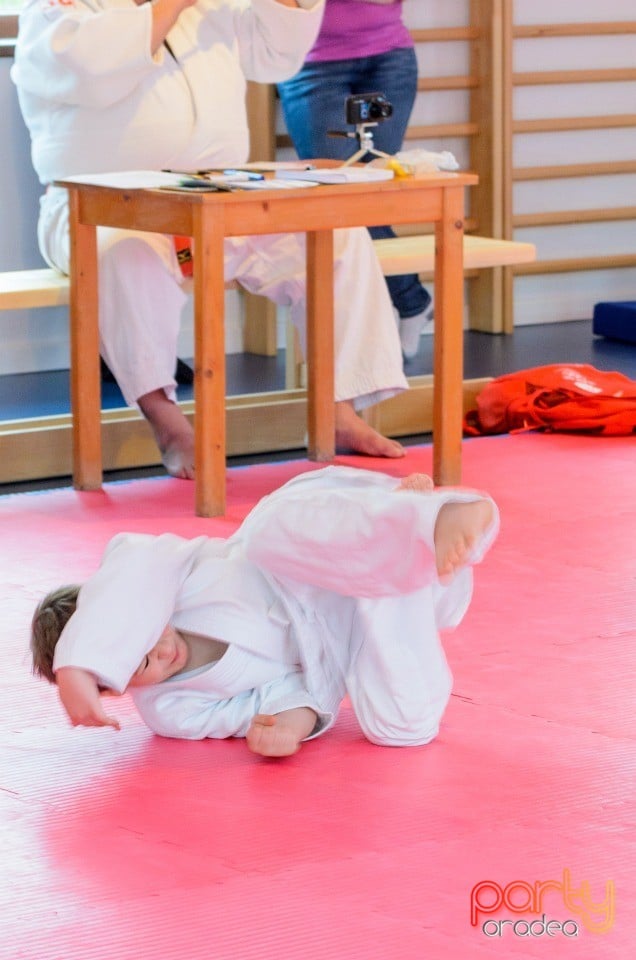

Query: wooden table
[60,170,477,516]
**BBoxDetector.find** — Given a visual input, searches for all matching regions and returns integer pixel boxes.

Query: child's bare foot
[246,714,302,758]
[335,401,404,458]
[138,389,195,479]
[434,499,494,579]
[397,473,434,493]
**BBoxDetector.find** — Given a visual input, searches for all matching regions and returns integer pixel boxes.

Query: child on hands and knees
[30,466,499,758]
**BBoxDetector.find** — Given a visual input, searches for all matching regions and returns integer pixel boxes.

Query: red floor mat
[1,434,634,959]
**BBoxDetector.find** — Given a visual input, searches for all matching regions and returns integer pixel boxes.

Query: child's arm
[54,532,206,693]
[130,672,331,744]
[56,667,121,730]
[246,707,318,757]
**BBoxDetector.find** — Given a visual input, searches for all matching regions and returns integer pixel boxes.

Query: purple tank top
[306,0,413,62]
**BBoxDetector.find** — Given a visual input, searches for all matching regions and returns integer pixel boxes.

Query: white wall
[0,58,71,375]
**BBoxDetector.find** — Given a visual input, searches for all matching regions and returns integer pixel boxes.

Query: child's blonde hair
[30,585,80,683]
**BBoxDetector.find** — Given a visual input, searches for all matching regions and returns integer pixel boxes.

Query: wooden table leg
[192,206,227,516]
[433,185,465,486]
[68,187,103,491]
[306,229,335,461]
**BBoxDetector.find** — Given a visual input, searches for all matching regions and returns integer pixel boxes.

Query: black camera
[345,92,393,126]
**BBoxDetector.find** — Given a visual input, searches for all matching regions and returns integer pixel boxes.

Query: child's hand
[246,714,300,757]
[246,707,317,758]
[56,667,121,730]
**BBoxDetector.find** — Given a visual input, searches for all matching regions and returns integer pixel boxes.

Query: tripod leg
[340,148,393,168]
[341,148,368,167]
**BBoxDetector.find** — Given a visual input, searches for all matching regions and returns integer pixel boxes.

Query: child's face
[127,625,189,687]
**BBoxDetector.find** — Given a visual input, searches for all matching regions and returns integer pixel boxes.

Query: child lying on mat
[30,466,499,757]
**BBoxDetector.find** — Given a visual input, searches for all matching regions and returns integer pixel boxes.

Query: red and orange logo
[470,870,615,938]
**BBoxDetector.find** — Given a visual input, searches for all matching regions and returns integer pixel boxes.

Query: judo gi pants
[38,187,408,410]
[243,466,500,748]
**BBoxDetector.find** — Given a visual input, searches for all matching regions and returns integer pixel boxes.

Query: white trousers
[336,489,497,747]
[243,466,500,748]
[39,187,408,409]
[345,590,454,747]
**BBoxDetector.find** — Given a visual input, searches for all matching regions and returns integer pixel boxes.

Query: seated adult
[12,0,408,478]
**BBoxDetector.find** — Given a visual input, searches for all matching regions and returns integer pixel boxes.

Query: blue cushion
[593,301,636,344]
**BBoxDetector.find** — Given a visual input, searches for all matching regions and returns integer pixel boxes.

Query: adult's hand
[274,0,323,8]
[56,667,121,730]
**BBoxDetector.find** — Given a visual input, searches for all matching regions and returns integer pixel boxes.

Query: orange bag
[464,364,636,437]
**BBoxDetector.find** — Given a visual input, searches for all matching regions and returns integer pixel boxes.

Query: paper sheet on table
[228,178,318,190]
[275,167,394,184]
[59,170,320,192]
[59,170,186,189]
[237,161,319,172]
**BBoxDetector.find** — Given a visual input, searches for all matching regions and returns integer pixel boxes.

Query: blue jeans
[278,47,431,319]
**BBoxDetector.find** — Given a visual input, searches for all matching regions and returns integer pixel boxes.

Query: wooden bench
[285,233,536,386]
[1,233,536,390]
[374,234,536,277]
[0,267,199,310]
[0,233,535,315]
[2,234,536,398]
[0,267,70,310]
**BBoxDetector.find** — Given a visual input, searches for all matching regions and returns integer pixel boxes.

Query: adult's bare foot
[434,499,494,579]
[138,389,195,479]
[335,401,404,458]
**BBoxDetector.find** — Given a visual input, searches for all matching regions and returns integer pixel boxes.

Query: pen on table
[162,169,211,179]
[222,170,265,181]
[162,169,265,181]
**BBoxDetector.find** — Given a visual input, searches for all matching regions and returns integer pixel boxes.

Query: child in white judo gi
[30,466,499,757]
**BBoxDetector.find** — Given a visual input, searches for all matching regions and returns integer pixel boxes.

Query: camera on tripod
[345,92,393,126]
[327,92,394,166]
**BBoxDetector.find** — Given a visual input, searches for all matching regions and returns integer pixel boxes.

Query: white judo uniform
[53,466,499,746]
[12,0,407,409]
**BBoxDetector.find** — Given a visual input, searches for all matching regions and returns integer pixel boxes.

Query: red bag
[464,364,636,437]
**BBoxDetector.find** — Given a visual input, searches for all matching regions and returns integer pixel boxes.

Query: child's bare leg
[434,499,494,578]
[396,473,434,493]
[246,707,317,758]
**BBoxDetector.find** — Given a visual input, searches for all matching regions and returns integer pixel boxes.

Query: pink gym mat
[1,434,634,959]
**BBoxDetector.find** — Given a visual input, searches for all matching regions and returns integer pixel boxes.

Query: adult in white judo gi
[31,466,499,756]
[12,0,409,479]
